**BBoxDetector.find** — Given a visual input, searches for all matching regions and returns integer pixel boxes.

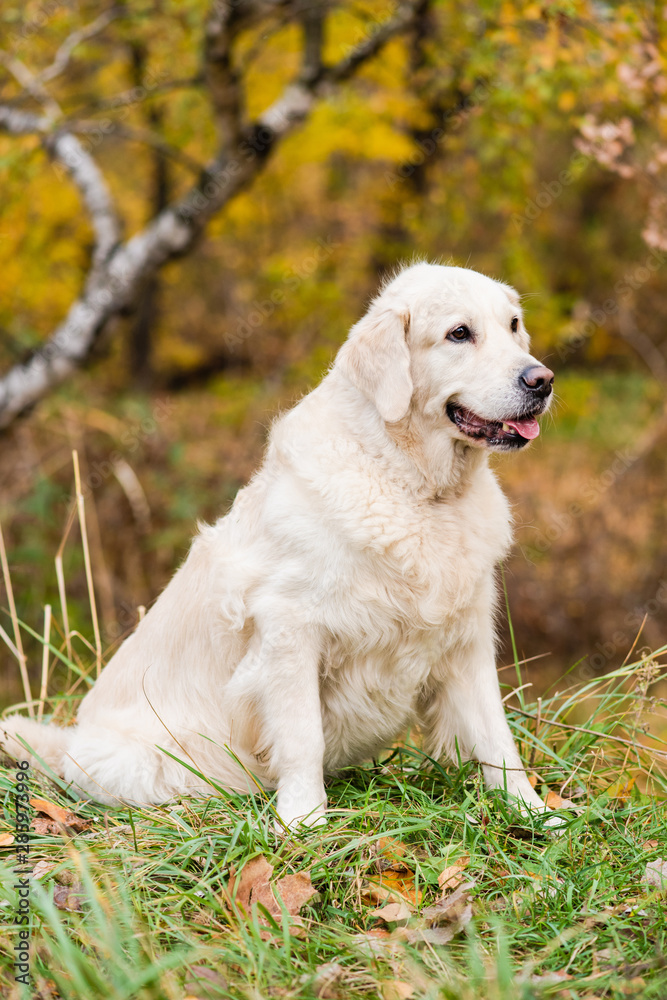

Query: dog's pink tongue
[505,417,540,440]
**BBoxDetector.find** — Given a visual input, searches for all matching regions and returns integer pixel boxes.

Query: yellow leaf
[437,855,470,893]
[606,776,635,803]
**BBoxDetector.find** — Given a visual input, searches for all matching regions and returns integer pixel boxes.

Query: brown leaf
[311,962,344,999]
[642,840,659,851]
[528,773,538,789]
[228,857,315,924]
[530,970,573,985]
[396,923,460,946]
[29,798,70,824]
[0,832,15,848]
[437,854,470,894]
[32,860,56,880]
[644,859,667,890]
[370,900,412,925]
[183,965,229,999]
[420,882,474,934]
[229,856,278,917]
[545,790,565,809]
[274,871,317,916]
[351,927,393,959]
[29,797,91,835]
[53,881,85,912]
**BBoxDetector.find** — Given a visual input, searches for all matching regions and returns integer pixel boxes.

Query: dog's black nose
[520,365,554,398]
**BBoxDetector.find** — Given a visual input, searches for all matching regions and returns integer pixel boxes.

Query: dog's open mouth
[447,403,542,450]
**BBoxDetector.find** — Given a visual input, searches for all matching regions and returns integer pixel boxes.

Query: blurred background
[0,0,665,710]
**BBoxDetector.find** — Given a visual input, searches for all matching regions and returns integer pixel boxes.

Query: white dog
[2,262,557,829]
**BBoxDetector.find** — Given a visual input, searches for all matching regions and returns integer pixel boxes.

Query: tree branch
[204,0,245,148]
[0,50,61,119]
[300,0,325,84]
[0,0,424,429]
[37,8,121,85]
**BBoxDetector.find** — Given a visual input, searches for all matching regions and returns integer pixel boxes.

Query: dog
[2,262,557,829]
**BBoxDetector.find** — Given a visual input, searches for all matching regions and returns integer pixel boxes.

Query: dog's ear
[336,302,412,422]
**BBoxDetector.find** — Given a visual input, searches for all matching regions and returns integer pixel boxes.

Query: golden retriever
[2,262,557,828]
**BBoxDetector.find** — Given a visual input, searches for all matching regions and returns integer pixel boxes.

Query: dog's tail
[0,715,71,775]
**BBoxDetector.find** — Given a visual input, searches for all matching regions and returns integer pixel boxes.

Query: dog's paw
[274,784,327,834]
[274,808,327,836]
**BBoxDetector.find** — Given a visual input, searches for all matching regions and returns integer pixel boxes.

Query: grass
[0,653,666,1000]
[0,463,666,999]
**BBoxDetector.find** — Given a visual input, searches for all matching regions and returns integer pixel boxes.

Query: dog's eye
[447,325,472,343]
[511,317,519,333]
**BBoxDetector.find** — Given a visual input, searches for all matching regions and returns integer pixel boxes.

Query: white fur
[1,263,556,827]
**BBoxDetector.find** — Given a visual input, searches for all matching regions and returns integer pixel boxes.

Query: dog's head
[336,262,554,451]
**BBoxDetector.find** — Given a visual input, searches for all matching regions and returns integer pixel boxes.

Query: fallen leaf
[227,856,316,924]
[605,776,635,804]
[375,837,409,871]
[29,798,70,824]
[0,832,15,848]
[545,790,576,810]
[310,961,344,999]
[229,856,278,917]
[644,859,667,890]
[528,773,538,789]
[183,965,229,999]
[382,980,415,1000]
[642,840,659,851]
[32,860,56,879]
[545,790,565,809]
[396,882,477,946]
[351,927,394,959]
[53,881,84,912]
[530,970,573,985]
[371,900,412,925]
[396,924,462,946]
[437,854,470,893]
[274,871,317,916]
[29,798,91,835]
[363,870,421,907]
[421,882,474,930]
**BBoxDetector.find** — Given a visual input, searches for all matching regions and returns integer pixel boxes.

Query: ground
[0,655,665,1000]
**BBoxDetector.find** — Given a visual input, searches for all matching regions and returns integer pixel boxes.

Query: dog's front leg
[420,629,553,819]
[242,617,327,830]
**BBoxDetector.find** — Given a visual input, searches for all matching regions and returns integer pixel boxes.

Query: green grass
[1,654,666,1000]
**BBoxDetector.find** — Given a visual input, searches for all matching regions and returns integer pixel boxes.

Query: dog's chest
[319,626,457,769]
[310,485,509,636]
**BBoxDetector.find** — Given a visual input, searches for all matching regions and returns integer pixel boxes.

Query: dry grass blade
[0,520,33,716]
[72,450,102,677]
[37,604,52,723]
[55,502,77,665]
